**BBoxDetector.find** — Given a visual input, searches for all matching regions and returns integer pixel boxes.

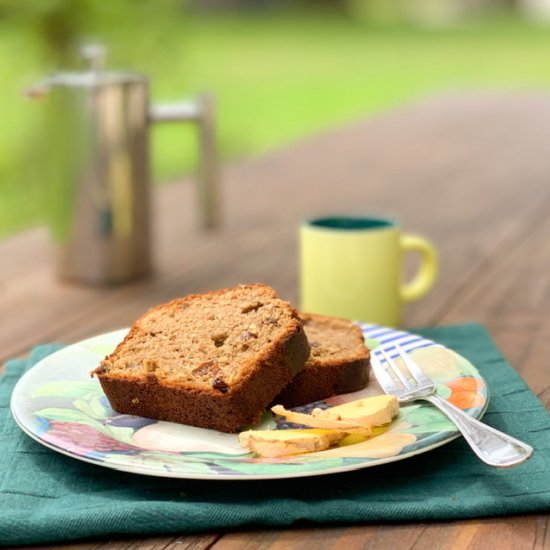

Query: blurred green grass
[2,11,550,237]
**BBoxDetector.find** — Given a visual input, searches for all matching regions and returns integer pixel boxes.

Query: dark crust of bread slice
[272,312,370,408]
[92,284,310,433]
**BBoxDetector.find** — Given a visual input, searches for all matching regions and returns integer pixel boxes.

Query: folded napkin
[1,323,549,546]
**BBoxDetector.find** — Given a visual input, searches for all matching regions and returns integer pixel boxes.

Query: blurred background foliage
[1,0,550,236]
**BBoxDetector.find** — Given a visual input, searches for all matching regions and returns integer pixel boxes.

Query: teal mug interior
[305,216,396,231]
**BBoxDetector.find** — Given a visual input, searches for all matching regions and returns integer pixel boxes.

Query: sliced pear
[271,404,372,436]
[238,428,352,458]
[242,396,399,458]
[311,395,399,427]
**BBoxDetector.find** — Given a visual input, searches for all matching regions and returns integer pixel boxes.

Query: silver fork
[371,345,533,467]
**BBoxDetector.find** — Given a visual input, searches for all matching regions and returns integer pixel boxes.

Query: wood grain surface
[2,91,549,550]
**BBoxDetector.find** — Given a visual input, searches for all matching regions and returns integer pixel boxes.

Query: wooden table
[2,91,549,549]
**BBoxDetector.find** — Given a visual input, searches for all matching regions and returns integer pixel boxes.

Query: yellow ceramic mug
[300,216,438,326]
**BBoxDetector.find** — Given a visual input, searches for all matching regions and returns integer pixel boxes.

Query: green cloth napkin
[1,324,549,546]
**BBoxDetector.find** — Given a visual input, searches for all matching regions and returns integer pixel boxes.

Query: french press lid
[29,45,146,94]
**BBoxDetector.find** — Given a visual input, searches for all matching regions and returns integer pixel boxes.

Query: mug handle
[399,234,438,303]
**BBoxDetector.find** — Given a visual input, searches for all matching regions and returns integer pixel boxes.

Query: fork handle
[425,394,534,467]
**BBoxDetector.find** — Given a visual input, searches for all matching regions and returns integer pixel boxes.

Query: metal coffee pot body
[29,51,218,285]
[39,71,150,284]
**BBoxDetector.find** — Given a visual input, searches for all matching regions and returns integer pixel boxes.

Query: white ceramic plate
[10,324,488,480]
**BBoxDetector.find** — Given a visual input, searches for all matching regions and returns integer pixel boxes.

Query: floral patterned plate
[10,325,488,480]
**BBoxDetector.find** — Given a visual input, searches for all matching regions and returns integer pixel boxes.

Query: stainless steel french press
[28,45,219,285]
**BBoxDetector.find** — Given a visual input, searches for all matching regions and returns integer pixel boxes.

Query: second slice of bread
[273,313,370,408]
[92,284,310,433]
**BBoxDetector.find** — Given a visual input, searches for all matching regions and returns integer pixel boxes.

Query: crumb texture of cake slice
[273,312,370,408]
[92,284,310,432]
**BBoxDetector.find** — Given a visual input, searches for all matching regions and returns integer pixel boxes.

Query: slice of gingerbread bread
[92,284,310,433]
[273,312,370,408]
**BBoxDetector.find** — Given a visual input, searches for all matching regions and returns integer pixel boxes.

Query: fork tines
[373,345,436,397]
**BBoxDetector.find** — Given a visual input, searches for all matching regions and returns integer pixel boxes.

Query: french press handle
[149,95,220,229]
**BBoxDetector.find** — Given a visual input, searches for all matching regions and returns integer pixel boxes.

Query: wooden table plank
[212,515,548,550]
[4,92,550,360]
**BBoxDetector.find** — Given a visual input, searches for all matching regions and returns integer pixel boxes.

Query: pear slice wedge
[271,405,372,436]
[311,395,399,427]
[239,428,350,458]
